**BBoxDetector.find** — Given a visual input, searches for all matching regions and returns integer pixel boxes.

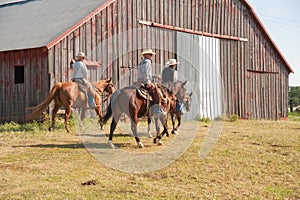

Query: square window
[15,66,24,84]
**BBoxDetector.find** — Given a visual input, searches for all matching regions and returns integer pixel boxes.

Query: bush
[0,119,70,133]
[229,114,239,122]
[288,112,300,121]
[197,116,211,123]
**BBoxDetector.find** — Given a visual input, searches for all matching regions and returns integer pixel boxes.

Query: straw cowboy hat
[166,58,180,66]
[76,52,87,59]
[141,49,156,55]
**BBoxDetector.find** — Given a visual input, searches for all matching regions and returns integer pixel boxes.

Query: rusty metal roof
[0,0,108,52]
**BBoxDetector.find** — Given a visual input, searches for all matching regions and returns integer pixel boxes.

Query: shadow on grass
[79,133,133,138]
[12,143,113,149]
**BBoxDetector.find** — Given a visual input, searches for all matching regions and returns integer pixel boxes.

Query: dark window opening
[15,66,24,84]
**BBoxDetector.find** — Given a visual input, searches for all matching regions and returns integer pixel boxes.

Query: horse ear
[181,80,188,87]
[107,77,112,82]
[189,92,193,97]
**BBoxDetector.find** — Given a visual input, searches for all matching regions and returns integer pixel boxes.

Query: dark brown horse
[165,81,193,134]
[148,81,193,142]
[26,78,115,132]
[101,84,172,148]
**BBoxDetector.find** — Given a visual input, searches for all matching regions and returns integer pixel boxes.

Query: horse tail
[101,90,120,124]
[26,82,62,120]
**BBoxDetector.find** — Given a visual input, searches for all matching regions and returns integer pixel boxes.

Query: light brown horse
[101,84,172,148]
[26,78,115,132]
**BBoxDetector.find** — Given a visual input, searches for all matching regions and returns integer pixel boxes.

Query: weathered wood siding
[0,48,49,123]
[0,0,291,122]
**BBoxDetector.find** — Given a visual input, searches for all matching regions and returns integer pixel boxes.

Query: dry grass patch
[0,119,299,199]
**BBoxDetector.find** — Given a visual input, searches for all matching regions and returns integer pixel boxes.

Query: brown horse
[164,81,193,134]
[26,78,115,132]
[101,84,172,148]
[148,81,193,141]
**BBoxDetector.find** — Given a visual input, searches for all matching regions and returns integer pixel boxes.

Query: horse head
[104,77,116,94]
[183,92,193,112]
[173,81,192,112]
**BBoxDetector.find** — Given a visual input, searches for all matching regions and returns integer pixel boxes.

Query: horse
[148,81,193,140]
[100,84,172,148]
[165,81,193,134]
[26,78,116,133]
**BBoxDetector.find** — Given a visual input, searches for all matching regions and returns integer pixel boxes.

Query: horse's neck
[175,89,185,102]
[94,82,107,93]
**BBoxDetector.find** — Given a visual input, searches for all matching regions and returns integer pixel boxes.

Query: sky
[247,0,300,86]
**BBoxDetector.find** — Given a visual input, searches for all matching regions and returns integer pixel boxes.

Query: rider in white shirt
[72,52,95,108]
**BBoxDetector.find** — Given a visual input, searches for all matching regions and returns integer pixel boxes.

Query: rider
[162,58,183,113]
[137,49,164,117]
[162,58,179,83]
[71,52,95,108]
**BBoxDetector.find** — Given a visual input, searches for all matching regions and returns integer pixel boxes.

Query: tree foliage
[288,86,300,112]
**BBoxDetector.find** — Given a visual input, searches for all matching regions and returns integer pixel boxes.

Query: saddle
[136,87,153,101]
[136,83,169,104]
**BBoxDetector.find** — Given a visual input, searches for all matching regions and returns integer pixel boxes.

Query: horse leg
[175,112,182,130]
[147,116,153,138]
[130,116,143,148]
[108,112,121,149]
[171,113,178,135]
[79,107,87,126]
[154,117,161,136]
[94,94,104,130]
[94,106,103,130]
[49,104,60,131]
[153,117,162,145]
[153,116,169,145]
[64,105,72,133]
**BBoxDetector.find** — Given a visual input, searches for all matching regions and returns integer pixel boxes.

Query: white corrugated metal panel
[0,0,107,51]
[177,32,223,120]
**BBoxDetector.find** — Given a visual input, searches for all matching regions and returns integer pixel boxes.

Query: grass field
[0,117,299,199]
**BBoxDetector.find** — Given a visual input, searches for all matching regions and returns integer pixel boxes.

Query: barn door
[176,32,223,120]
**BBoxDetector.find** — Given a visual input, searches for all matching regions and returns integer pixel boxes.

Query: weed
[229,114,239,122]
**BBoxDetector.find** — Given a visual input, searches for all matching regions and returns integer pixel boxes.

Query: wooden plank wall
[46,0,291,120]
[48,0,176,89]
[0,48,49,123]
[1,0,290,123]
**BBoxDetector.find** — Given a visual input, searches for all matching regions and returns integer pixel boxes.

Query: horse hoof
[138,142,144,148]
[157,141,163,146]
[108,140,115,149]
[171,130,177,135]
[48,127,53,131]
[153,138,157,144]
[148,133,153,138]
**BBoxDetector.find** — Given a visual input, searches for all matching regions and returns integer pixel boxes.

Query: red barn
[0,0,293,123]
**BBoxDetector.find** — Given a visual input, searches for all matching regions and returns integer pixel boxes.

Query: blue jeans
[176,101,183,113]
[88,93,95,108]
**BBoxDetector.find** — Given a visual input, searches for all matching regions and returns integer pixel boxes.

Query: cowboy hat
[166,58,180,66]
[76,52,87,58]
[141,49,156,55]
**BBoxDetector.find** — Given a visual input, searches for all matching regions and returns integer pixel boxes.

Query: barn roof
[0,0,293,73]
[0,0,109,52]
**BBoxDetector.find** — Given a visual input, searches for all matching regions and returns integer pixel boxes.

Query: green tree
[289,86,300,112]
